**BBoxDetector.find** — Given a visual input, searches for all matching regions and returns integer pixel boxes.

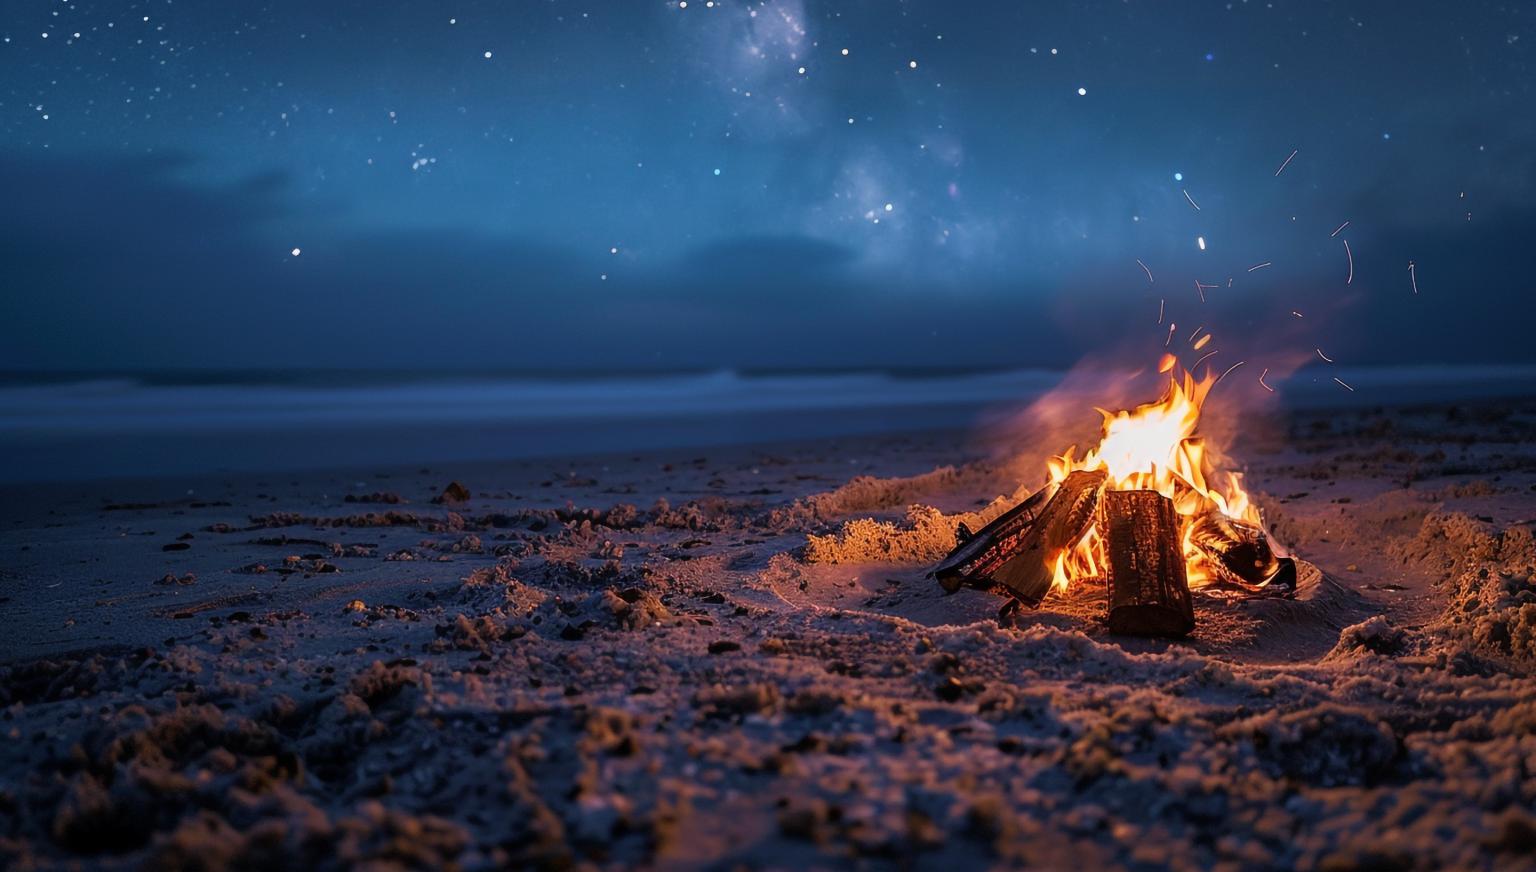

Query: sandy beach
[3,395,1536,869]
[7,0,1536,866]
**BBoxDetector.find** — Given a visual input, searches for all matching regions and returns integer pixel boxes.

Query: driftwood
[987,470,1107,607]
[933,481,1058,593]
[1102,489,1196,637]
[1188,510,1281,589]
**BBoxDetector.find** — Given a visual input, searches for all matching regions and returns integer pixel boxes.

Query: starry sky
[1,0,1532,374]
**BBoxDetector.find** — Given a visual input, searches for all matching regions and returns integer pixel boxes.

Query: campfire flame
[1044,359,1263,592]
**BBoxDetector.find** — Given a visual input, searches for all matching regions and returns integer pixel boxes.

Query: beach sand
[3,397,1536,869]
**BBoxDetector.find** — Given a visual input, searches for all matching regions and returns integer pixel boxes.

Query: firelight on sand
[1044,361,1263,592]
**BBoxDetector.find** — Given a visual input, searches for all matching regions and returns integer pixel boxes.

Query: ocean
[1,366,1532,483]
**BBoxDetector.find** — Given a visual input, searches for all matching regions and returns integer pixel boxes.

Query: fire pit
[934,360,1296,636]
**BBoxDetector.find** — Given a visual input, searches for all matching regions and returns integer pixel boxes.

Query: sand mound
[803,502,1012,565]
[1396,514,1536,662]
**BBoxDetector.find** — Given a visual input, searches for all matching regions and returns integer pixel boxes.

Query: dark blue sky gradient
[1,0,1532,372]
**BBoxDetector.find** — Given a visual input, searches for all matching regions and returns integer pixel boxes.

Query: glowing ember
[1042,360,1265,593]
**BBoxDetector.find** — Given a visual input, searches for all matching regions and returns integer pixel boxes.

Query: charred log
[1103,489,1196,637]
[932,481,1059,593]
[985,470,1107,607]
[1263,556,1299,594]
[1188,510,1282,589]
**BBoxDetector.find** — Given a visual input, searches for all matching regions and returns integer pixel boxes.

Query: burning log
[930,357,1298,629]
[1263,556,1299,594]
[932,482,1058,593]
[991,469,1106,606]
[1188,510,1283,590]
[1102,489,1196,637]
[935,470,1106,607]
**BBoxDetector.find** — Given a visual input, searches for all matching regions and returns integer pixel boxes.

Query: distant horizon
[6,358,1536,386]
[3,361,1534,484]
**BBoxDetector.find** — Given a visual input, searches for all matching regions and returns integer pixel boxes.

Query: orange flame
[1043,362,1262,591]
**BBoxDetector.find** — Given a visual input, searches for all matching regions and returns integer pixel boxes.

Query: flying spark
[1196,236,1206,251]
[1330,220,1350,238]
[1258,367,1274,392]
[1247,261,1272,272]
[1215,361,1246,385]
[1183,189,1202,211]
[1409,260,1420,294]
[1316,348,1334,363]
[1157,298,1165,324]
[1137,258,1155,284]
[1333,377,1355,392]
[1165,323,1177,346]
[1343,238,1354,284]
[1193,333,1213,351]
[1194,349,1220,370]
[1274,149,1298,176]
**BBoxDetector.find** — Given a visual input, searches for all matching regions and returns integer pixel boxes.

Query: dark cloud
[0,150,1073,371]
[2,144,1534,375]
[685,235,858,279]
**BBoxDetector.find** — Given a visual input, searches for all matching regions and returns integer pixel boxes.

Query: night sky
[1,1,1532,374]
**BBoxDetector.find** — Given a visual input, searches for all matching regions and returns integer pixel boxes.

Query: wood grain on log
[1103,489,1196,637]
[1187,510,1281,589]
[932,482,1058,593]
[986,469,1107,607]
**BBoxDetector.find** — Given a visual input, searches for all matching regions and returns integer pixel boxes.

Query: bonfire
[934,355,1296,637]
